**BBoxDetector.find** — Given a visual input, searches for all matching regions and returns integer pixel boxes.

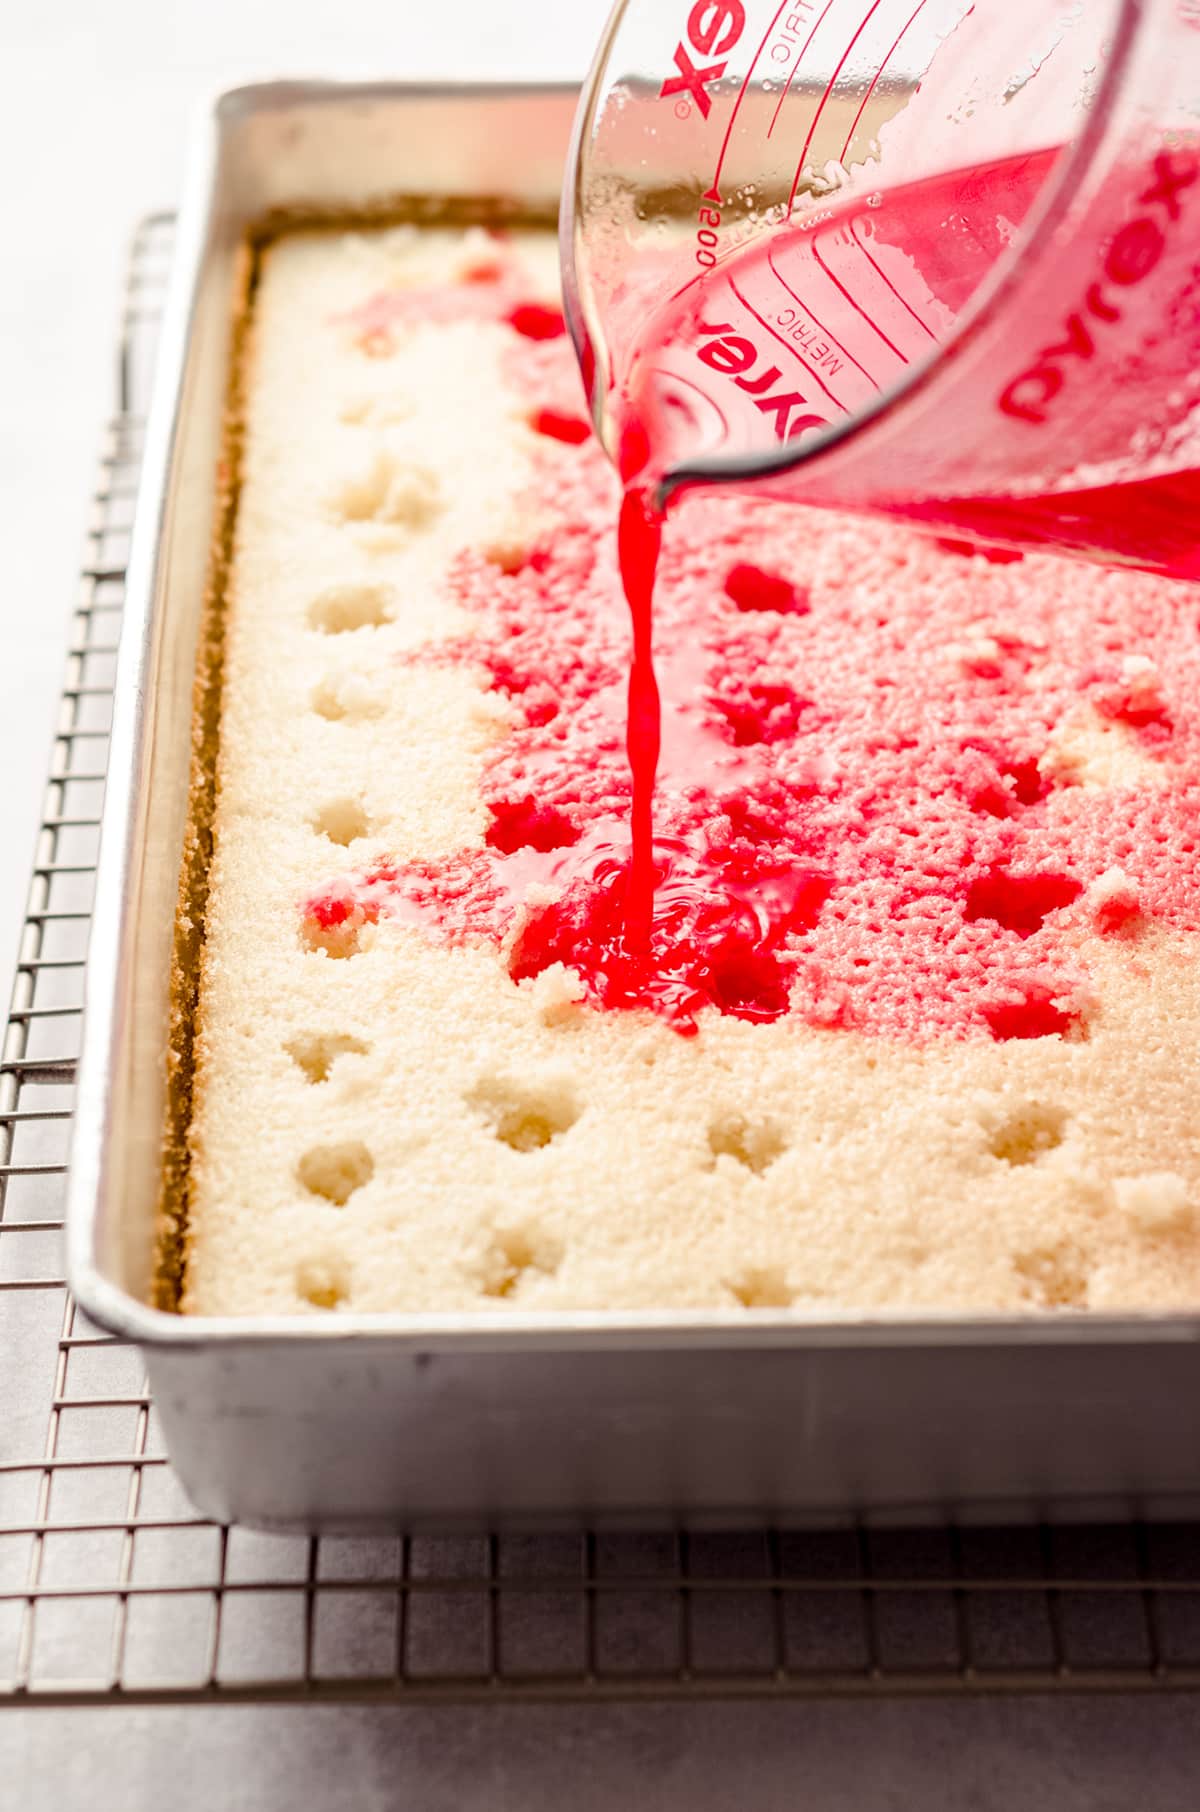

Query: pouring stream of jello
[562,0,1200,940]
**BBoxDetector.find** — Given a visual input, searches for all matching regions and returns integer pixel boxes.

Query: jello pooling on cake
[303,240,1200,1043]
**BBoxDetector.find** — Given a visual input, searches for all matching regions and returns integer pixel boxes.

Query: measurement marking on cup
[764,0,821,73]
[846,214,939,342]
[725,286,846,412]
[727,291,846,415]
[837,0,936,166]
[706,0,801,198]
[767,245,879,386]
[785,0,891,214]
[767,0,842,140]
[686,0,938,266]
[810,232,908,363]
[774,309,850,383]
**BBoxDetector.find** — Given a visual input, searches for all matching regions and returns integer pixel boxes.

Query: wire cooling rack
[3,216,1200,1708]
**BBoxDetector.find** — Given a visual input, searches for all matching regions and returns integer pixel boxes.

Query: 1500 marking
[696,203,722,266]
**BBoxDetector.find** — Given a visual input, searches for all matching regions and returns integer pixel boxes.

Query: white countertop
[2,4,1195,1803]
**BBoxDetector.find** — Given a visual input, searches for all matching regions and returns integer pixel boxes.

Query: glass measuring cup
[562,0,1200,576]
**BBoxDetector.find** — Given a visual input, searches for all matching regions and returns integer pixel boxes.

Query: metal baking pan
[67,78,1200,1531]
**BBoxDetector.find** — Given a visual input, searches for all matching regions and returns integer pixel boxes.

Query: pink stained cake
[181,220,1200,1317]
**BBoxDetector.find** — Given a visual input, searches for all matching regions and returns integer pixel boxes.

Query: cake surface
[183,220,1200,1317]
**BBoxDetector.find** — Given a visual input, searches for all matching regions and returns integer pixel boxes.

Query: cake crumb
[1119,654,1166,716]
[727,1265,794,1309]
[526,962,587,1026]
[296,1250,352,1310]
[947,633,1003,676]
[1014,1242,1089,1309]
[1114,1172,1194,1236]
[1040,707,1166,788]
[1087,866,1141,932]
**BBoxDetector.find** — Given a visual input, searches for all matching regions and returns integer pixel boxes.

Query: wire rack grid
[4,216,1200,1708]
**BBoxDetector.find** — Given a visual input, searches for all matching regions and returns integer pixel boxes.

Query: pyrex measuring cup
[562,0,1200,576]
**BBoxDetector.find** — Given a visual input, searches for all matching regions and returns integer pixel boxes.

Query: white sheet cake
[182,222,1200,1317]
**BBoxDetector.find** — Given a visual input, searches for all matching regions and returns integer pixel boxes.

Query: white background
[1,2,1196,1803]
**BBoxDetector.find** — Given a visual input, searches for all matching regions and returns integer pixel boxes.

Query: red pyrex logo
[696,322,831,441]
[999,149,1199,427]
[660,2,747,118]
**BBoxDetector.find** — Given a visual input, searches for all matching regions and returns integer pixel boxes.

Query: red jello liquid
[614,145,1200,571]
[307,216,1200,1043]
[617,485,663,948]
[612,143,1200,951]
